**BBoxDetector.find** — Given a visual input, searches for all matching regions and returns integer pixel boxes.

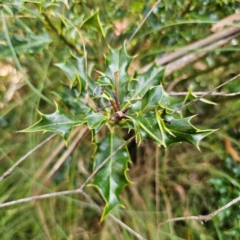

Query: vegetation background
[1,0,240,239]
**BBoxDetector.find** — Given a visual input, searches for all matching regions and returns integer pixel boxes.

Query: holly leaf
[104,45,133,103]
[160,113,215,149]
[81,11,106,37]
[136,116,165,146]
[55,60,78,88]
[127,64,165,99]
[90,133,131,221]
[56,56,97,93]
[20,102,85,141]
[141,85,176,113]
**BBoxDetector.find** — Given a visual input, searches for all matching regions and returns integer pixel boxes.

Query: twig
[140,25,240,73]
[126,0,161,46]
[165,32,240,76]
[172,73,240,113]
[169,91,240,97]
[159,195,240,226]
[114,71,120,111]
[41,127,89,187]
[0,189,82,208]
[109,214,146,240]
[0,134,57,182]
[125,90,240,102]
[0,136,134,206]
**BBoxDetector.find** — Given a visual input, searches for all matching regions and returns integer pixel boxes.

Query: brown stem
[114,71,120,111]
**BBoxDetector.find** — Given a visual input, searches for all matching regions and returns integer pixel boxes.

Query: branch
[0,136,135,207]
[165,32,240,76]
[0,134,57,182]
[159,195,240,226]
[169,91,240,97]
[172,73,240,113]
[140,24,240,74]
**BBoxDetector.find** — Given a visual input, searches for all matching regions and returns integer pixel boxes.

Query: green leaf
[86,112,108,130]
[128,64,165,99]
[141,85,175,113]
[20,102,85,141]
[162,114,215,149]
[90,133,131,221]
[54,86,91,115]
[129,116,165,146]
[81,11,106,37]
[55,60,78,88]
[56,55,97,92]
[104,45,133,103]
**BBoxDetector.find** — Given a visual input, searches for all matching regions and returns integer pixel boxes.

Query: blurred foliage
[1,0,240,239]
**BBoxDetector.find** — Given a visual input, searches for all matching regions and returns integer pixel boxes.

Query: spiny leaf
[141,85,175,113]
[127,116,165,146]
[159,113,215,149]
[86,112,108,130]
[104,45,133,103]
[127,64,165,99]
[90,133,131,221]
[56,55,98,93]
[20,102,85,141]
[81,11,106,37]
[55,60,78,88]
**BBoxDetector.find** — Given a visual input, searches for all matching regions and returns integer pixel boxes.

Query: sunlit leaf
[86,112,108,130]
[90,133,131,221]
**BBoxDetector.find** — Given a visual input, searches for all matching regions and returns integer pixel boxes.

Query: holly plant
[21,45,215,221]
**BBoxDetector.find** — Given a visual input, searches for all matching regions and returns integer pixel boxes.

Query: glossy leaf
[104,45,133,103]
[56,56,97,93]
[128,64,165,99]
[81,11,106,37]
[20,102,85,141]
[128,116,165,146]
[55,60,78,88]
[90,133,131,221]
[86,112,108,130]
[160,113,215,149]
[141,85,175,113]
